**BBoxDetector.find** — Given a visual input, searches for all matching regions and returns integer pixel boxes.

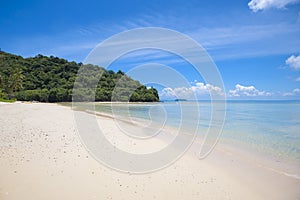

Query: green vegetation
[0,98,16,103]
[0,51,159,102]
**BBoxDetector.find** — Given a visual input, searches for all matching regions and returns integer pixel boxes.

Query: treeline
[0,51,159,102]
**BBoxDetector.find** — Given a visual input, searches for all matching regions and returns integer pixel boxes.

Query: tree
[0,73,7,99]
[0,73,3,91]
[8,67,24,98]
[0,51,160,102]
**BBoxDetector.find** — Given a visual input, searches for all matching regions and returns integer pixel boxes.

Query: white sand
[0,102,299,200]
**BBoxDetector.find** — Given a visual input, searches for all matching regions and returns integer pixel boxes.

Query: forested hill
[0,51,159,102]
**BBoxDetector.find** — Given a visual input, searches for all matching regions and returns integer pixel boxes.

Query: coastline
[0,102,299,199]
[71,101,300,179]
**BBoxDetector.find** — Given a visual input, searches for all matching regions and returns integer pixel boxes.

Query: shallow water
[92,100,300,167]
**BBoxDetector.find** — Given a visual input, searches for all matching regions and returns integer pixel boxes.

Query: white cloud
[283,92,293,96]
[162,83,300,99]
[248,0,300,12]
[294,88,300,93]
[229,84,272,97]
[283,88,300,96]
[286,55,300,70]
[160,82,224,100]
[295,77,300,81]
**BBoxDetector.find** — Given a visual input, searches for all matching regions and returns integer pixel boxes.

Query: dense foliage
[0,51,159,102]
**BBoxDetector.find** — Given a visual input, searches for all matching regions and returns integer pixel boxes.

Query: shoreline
[0,102,299,199]
[71,101,300,180]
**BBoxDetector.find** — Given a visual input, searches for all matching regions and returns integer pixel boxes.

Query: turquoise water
[94,101,300,165]
[222,101,300,165]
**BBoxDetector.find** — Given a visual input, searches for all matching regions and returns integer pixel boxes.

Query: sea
[91,100,300,174]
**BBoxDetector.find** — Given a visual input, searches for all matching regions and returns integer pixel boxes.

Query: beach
[0,102,299,200]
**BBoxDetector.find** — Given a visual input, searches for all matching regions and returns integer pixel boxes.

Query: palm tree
[0,73,3,94]
[0,74,3,90]
[8,67,24,98]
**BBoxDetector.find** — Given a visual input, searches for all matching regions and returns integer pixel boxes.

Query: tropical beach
[0,102,299,200]
[1,0,300,199]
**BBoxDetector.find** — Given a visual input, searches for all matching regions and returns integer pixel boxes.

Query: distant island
[174,99,187,102]
[0,51,159,102]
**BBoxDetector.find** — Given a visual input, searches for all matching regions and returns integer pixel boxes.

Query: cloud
[248,0,300,12]
[160,82,224,100]
[296,77,300,81]
[295,88,300,93]
[228,85,300,98]
[229,84,272,97]
[286,55,300,70]
[283,88,300,96]
[162,83,300,99]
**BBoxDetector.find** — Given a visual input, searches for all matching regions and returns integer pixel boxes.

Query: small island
[174,98,187,102]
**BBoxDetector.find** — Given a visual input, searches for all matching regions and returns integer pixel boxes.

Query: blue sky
[1,0,300,99]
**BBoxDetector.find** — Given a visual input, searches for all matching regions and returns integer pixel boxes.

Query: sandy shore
[0,102,299,200]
